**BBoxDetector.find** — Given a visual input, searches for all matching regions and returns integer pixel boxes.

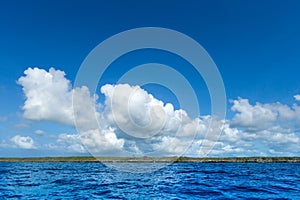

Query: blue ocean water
[0,162,299,199]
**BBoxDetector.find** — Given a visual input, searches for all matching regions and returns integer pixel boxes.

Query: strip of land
[0,156,299,163]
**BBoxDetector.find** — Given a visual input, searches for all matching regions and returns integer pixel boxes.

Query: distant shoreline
[0,156,299,163]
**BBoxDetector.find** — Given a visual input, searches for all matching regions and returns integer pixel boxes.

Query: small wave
[18,183,41,187]
[51,179,74,185]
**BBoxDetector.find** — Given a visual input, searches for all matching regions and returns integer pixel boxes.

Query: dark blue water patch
[0,162,299,199]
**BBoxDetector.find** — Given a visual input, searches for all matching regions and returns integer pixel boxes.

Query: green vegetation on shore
[0,156,299,163]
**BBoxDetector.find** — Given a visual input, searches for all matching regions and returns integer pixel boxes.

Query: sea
[0,162,299,199]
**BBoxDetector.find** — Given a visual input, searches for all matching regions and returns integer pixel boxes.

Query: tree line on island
[0,156,299,163]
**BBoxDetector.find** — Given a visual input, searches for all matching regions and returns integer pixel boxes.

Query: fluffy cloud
[80,129,125,155]
[211,121,300,157]
[101,84,197,138]
[230,98,277,131]
[57,134,86,153]
[11,135,36,149]
[18,68,206,156]
[294,94,300,101]
[17,67,300,157]
[225,98,300,156]
[99,84,208,156]
[18,68,74,125]
[53,130,127,156]
[231,98,300,131]
[17,68,98,129]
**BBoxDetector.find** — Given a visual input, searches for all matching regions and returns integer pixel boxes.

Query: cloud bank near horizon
[12,67,300,157]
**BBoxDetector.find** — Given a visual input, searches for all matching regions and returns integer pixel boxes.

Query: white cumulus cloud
[11,135,36,149]
[18,67,75,125]
[17,67,300,157]
[294,94,300,101]
[101,84,194,139]
[17,67,98,129]
[230,98,277,131]
[230,98,300,131]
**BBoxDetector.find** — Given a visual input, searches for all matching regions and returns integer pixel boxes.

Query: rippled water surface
[0,162,299,199]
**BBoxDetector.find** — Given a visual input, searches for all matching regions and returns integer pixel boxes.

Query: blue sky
[1,0,300,157]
